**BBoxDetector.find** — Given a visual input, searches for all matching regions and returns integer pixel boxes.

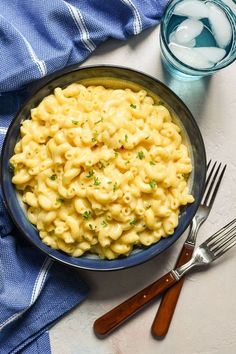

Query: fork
[151,160,226,338]
[94,218,236,337]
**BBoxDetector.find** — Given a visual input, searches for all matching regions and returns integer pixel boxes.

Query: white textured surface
[50,26,236,354]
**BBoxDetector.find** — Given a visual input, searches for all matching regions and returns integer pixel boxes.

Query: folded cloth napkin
[0,1,167,353]
[0,0,167,92]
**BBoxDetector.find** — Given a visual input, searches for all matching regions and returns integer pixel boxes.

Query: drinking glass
[160,0,236,80]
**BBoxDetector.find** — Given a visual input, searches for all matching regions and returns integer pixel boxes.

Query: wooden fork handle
[94,271,177,337]
[151,244,194,338]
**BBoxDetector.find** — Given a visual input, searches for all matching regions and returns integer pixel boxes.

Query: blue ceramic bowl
[0,65,206,271]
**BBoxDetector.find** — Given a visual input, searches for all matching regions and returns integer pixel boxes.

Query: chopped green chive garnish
[113,182,118,192]
[49,174,57,181]
[55,198,64,204]
[125,160,130,165]
[107,181,112,184]
[137,151,145,160]
[101,220,108,228]
[130,218,137,225]
[182,173,189,180]
[114,152,118,158]
[94,177,101,186]
[83,210,92,220]
[92,131,98,142]
[148,179,157,189]
[130,103,136,109]
[9,163,15,172]
[72,120,79,125]
[149,161,156,166]
[89,224,94,230]
[125,134,128,142]
[145,136,150,140]
[97,161,105,169]
[95,118,103,124]
[86,170,94,178]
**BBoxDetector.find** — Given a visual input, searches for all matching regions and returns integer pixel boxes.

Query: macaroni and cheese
[10,82,194,259]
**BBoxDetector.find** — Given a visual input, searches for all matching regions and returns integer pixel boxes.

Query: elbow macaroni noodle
[10,82,194,259]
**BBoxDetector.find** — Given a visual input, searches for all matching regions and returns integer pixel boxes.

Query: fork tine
[214,231,236,254]
[210,224,236,252]
[203,160,216,193]
[203,162,220,205]
[204,218,236,246]
[202,162,226,206]
[204,160,216,191]
[208,164,227,209]
[214,238,236,259]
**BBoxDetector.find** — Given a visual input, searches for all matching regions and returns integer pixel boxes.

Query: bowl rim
[0,64,207,271]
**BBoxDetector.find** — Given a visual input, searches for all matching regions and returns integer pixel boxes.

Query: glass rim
[160,0,236,74]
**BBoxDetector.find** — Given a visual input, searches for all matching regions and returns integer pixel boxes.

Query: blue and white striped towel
[0,1,167,353]
[0,0,167,92]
